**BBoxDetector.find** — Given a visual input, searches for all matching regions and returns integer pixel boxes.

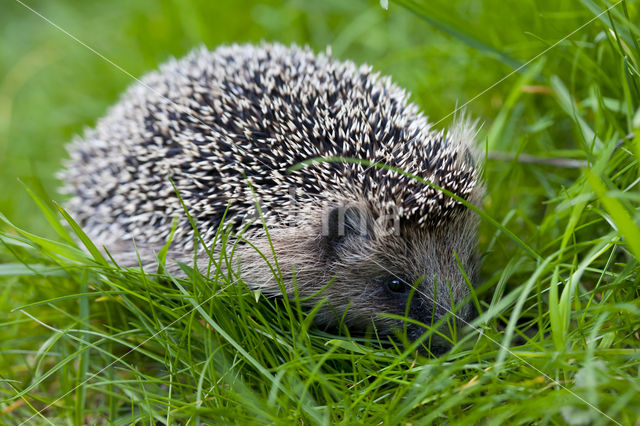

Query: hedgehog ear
[322,205,371,254]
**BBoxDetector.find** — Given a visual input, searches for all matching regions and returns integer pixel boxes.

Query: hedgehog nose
[406,322,455,355]
[407,300,467,354]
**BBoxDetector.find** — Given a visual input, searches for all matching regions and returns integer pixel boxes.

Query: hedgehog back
[60,43,478,252]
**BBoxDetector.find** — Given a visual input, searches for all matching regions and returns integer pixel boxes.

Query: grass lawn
[1,0,639,424]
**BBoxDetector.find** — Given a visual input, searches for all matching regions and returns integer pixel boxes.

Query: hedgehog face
[305,202,480,351]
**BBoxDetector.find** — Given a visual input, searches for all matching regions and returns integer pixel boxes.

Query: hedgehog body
[61,43,484,348]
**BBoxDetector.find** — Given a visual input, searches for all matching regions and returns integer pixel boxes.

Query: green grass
[1,0,640,423]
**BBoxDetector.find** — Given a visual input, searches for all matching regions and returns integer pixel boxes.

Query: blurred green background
[0,0,600,235]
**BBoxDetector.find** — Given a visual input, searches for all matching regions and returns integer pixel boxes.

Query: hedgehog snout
[401,279,474,353]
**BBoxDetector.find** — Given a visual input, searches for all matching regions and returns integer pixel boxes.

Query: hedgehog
[60,43,484,351]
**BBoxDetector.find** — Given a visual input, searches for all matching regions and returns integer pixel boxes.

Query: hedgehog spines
[61,42,482,256]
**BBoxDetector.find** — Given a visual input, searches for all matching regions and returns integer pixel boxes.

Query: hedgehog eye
[385,276,409,294]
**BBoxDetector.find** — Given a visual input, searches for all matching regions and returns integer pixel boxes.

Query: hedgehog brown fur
[60,43,484,349]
